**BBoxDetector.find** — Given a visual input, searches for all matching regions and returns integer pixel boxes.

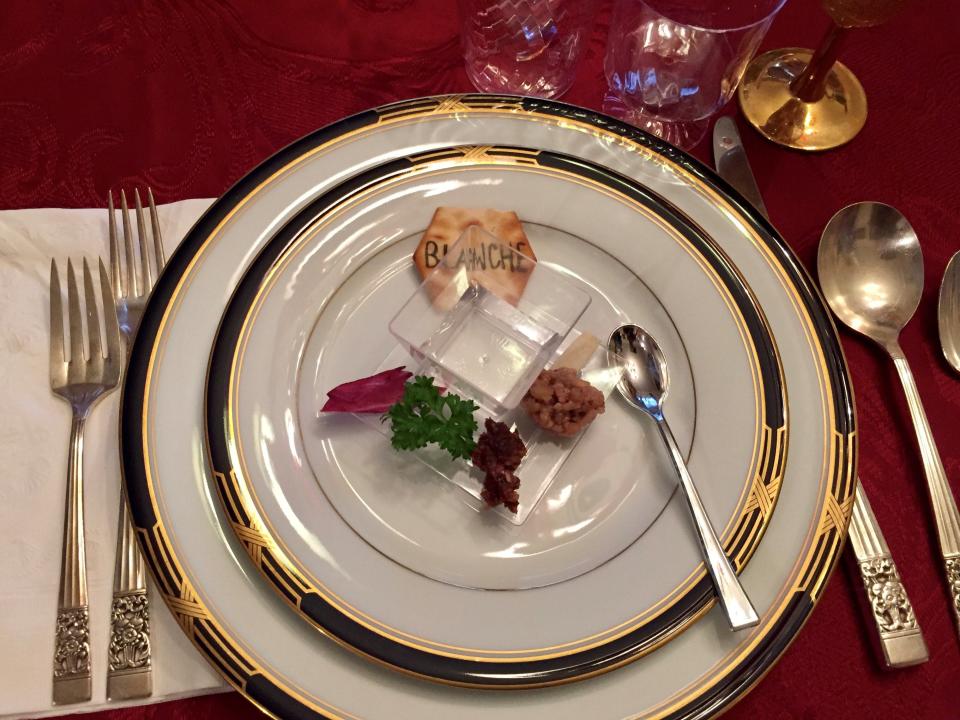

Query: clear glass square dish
[389,225,591,416]
[357,332,625,524]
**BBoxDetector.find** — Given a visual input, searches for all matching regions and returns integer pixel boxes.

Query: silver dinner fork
[50,258,121,705]
[105,188,164,700]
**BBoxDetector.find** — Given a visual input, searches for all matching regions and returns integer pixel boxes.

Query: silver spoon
[939,250,960,374]
[819,202,960,634]
[609,324,759,630]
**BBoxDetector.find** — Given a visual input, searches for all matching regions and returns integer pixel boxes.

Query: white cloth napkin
[0,200,229,719]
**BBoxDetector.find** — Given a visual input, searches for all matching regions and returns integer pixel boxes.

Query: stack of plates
[122,95,855,719]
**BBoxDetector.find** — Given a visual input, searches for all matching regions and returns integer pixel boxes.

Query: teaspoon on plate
[608,324,759,631]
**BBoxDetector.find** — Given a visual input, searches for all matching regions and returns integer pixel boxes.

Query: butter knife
[714,117,769,218]
[712,116,929,669]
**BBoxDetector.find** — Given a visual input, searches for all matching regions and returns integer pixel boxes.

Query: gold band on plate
[221,150,782,663]
[133,95,854,716]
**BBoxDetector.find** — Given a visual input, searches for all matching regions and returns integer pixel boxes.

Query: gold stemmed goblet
[737,0,905,151]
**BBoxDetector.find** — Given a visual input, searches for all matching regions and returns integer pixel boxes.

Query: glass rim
[637,0,789,33]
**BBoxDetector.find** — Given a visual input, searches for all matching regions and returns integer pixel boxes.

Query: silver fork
[105,188,163,700]
[50,258,121,705]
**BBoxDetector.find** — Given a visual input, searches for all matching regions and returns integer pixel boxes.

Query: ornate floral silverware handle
[849,481,928,667]
[890,347,960,635]
[54,415,92,704]
[107,496,152,699]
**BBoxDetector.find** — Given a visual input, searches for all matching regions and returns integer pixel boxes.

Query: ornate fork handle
[53,414,92,704]
[107,338,153,699]
[107,496,152,698]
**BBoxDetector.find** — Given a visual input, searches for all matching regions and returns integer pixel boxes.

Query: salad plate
[122,95,855,719]
[204,145,786,685]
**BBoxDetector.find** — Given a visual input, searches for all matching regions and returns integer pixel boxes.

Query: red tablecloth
[4,0,959,717]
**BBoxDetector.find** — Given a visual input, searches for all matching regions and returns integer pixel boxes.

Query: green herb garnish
[384,375,479,460]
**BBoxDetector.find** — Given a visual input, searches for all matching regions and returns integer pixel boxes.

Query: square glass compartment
[389,225,591,416]
[357,336,625,524]
[349,225,625,525]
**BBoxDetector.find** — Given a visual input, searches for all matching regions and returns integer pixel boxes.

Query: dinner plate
[122,95,855,719]
[204,145,786,685]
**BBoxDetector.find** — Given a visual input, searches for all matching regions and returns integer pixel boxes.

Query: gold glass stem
[737,22,867,150]
[790,23,849,103]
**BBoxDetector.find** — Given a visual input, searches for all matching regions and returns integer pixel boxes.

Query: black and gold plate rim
[203,143,787,687]
[121,93,856,719]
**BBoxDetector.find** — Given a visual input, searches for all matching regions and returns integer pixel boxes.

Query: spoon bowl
[609,324,670,418]
[938,250,960,374]
[817,202,923,349]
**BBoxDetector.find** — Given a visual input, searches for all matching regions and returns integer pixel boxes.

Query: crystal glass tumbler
[459,0,598,99]
[603,0,786,149]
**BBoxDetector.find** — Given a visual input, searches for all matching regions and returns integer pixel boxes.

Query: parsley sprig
[384,375,479,460]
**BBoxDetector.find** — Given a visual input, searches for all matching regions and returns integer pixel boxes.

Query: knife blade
[712,116,770,221]
[711,116,929,669]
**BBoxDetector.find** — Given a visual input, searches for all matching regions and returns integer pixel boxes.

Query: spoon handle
[890,346,960,632]
[656,419,760,630]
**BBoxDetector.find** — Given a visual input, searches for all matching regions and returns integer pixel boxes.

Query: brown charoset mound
[521,367,605,437]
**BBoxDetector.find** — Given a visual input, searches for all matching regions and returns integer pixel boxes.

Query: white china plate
[208,148,786,685]
[204,147,786,684]
[123,95,854,718]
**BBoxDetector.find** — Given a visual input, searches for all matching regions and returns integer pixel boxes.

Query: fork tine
[82,258,102,364]
[108,191,123,299]
[148,187,165,268]
[99,257,121,363]
[120,190,137,297]
[49,260,65,369]
[134,189,154,291]
[66,260,84,367]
